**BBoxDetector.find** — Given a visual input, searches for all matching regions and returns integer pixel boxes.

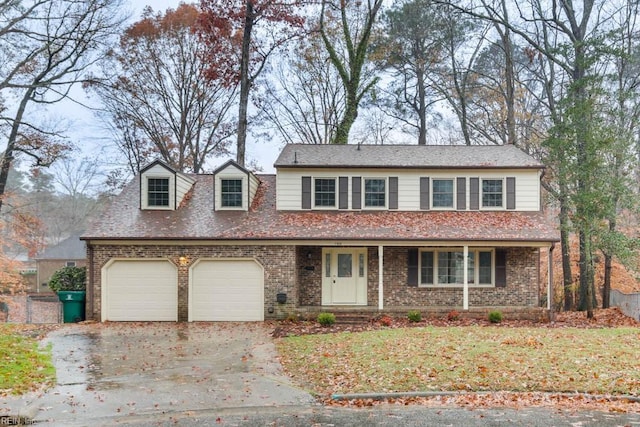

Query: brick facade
[294,246,540,309]
[89,243,540,321]
[88,244,297,321]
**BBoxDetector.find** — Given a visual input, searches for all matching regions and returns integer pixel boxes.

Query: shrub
[447,310,460,321]
[48,266,86,293]
[378,315,393,326]
[317,312,336,326]
[407,310,422,323]
[488,310,503,323]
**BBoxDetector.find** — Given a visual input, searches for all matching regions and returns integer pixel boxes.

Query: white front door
[322,248,367,305]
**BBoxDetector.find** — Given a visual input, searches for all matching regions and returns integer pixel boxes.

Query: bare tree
[319,0,384,144]
[0,0,127,215]
[92,4,237,174]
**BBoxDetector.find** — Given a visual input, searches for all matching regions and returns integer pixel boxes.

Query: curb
[331,391,640,403]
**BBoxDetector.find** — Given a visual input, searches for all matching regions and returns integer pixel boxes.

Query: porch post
[463,245,469,310]
[548,243,555,316]
[378,245,384,310]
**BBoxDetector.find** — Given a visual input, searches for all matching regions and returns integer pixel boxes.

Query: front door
[322,248,367,305]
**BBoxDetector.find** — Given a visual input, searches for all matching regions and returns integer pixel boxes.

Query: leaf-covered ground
[275,309,640,412]
[0,324,57,396]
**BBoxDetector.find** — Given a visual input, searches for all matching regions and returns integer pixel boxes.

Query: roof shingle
[274,144,544,169]
[83,175,559,243]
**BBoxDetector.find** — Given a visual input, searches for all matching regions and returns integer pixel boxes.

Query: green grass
[276,326,640,396]
[0,324,55,395]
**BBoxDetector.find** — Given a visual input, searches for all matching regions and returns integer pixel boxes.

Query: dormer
[139,160,195,210]
[213,160,260,211]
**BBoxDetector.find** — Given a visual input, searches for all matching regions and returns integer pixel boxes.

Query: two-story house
[82,144,559,322]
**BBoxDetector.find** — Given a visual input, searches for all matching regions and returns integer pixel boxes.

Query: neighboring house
[82,144,559,322]
[35,234,87,293]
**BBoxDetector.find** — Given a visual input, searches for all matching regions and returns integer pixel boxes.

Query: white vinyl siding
[276,168,540,211]
[176,172,195,207]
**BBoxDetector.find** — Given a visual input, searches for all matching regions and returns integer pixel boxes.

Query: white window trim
[431,178,456,210]
[143,175,174,210]
[312,177,337,209]
[418,247,495,288]
[363,177,387,209]
[480,178,505,210]
[218,176,246,210]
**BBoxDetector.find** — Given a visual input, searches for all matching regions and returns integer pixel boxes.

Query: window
[314,178,336,207]
[221,179,243,207]
[482,179,503,208]
[148,178,169,207]
[66,261,76,267]
[364,178,386,207]
[420,249,493,286]
[432,179,454,208]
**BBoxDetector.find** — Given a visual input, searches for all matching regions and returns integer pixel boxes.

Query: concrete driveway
[2,322,315,426]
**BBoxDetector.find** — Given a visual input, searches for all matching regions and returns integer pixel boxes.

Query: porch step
[333,313,375,325]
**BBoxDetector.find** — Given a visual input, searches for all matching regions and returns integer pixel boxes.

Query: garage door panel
[104,260,177,321]
[190,260,263,321]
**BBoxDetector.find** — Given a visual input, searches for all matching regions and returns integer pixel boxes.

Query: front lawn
[0,324,55,396]
[277,326,640,397]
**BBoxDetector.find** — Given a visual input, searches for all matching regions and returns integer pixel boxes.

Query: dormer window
[148,178,170,207]
[221,179,243,207]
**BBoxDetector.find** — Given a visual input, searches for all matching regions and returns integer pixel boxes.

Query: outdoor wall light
[307,251,312,259]
[276,293,287,304]
[178,255,189,266]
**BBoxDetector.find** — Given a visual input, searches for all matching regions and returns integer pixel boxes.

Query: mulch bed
[270,307,639,338]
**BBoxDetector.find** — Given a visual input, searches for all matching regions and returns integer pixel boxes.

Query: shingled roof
[274,144,544,169]
[83,175,559,243]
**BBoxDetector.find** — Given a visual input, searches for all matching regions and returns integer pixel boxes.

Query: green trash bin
[58,291,86,323]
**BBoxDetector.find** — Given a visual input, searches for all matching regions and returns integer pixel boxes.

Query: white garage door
[190,259,264,321]
[103,260,178,321]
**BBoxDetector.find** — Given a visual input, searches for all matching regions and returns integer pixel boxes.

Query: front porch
[295,243,554,319]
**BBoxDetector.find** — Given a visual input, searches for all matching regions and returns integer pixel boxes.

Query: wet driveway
[2,322,315,426]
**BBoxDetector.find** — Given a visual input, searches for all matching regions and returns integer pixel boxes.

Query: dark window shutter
[339,177,348,209]
[302,176,311,209]
[470,178,479,210]
[506,177,516,210]
[420,177,430,210]
[495,249,507,287]
[389,177,398,209]
[407,248,419,286]
[352,177,361,209]
[456,177,466,210]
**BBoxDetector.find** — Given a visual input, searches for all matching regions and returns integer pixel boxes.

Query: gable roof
[83,175,559,243]
[140,159,176,174]
[274,144,544,169]
[36,234,86,260]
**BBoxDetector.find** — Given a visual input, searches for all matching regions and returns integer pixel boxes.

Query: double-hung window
[364,178,386,207]
[420,248,494,286]
[221,179,243,208]
[482,179,503,208]
[147,178,169,207]
[314,178,336,207]
[432,179,454,208]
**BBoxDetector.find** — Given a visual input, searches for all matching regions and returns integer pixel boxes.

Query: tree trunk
[559,198,574,311]
[417,69,427,145]
[333,91,358,145]
[0,87,34,214]
[236,0,254,167]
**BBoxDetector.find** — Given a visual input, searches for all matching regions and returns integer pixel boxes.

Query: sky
[67,0,280,175]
